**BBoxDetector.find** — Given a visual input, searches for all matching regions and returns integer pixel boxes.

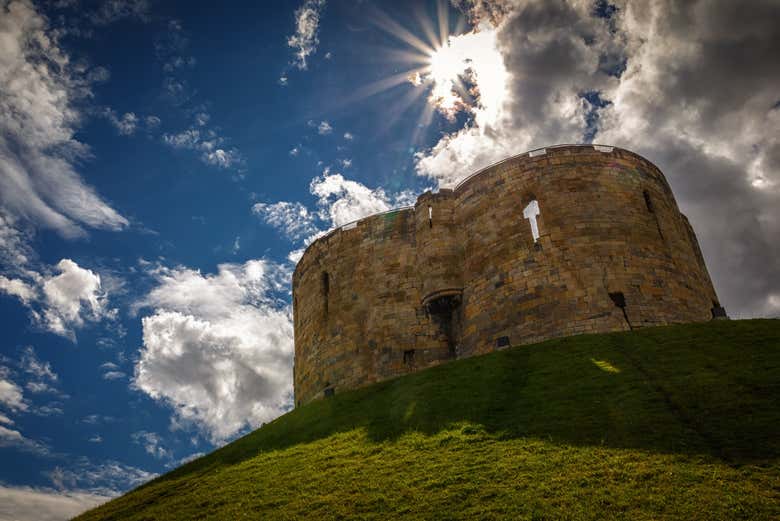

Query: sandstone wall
[292,145,723,405]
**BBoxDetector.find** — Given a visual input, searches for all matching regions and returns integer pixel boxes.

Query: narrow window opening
[495,336,510,349]
[428,205,433,228]
[523,199,541,242]
[609,292,633,330]
[322,272,329,318]
[643,190,666,242]
[643,190,655,213]
[403,349,415,366]
[324,388,335,398]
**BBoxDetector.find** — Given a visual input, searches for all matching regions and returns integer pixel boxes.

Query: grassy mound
[77,320,780,520]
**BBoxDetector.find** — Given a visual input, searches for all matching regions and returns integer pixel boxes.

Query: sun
[428,42,466,87]
[340,2,507,137]
[427,42,467,112]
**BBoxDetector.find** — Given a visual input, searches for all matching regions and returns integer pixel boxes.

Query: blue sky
[1,0,779,518]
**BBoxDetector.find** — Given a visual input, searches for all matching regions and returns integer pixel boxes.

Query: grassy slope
[78,320,780,520]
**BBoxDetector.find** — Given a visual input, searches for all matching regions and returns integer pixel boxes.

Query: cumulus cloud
[310,171,415,227]
[254,169,416,253]
[0,275,36,305]
[0,259,114,340]
[412,0,780,317]
[252,201,319,241]
[35,259,114,339]
[0,0,128,239]
[287,0,326,70]
[134,260,294,442]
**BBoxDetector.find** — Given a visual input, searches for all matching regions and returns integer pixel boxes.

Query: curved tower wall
[293,145,722,405]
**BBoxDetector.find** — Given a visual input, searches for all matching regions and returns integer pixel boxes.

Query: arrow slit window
[523,199,540,242]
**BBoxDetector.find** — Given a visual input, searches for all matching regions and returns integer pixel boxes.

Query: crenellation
[292,144,724,405]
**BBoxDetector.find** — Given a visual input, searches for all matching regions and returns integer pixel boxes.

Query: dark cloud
[418,0,780,316]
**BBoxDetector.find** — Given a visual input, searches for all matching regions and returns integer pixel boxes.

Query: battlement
[292,144,723,405]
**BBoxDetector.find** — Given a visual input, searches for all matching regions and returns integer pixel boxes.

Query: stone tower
[292,144,725,405]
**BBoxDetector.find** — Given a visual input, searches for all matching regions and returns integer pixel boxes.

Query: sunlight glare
[422,26,508,126]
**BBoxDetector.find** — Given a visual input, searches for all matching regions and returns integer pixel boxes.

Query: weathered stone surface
[292,145,722,406]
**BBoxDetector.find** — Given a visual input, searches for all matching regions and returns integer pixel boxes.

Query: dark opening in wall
[711,300,728,319]
[609,291,633,330]
[324,388,334,398]
[425,293,462,357]
[495,336,510,349]
[643,190,655,213]
[322,271,329,318]
[403,349,415,366]
[609,292,626,308]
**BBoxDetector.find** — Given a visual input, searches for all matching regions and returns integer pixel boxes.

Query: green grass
[77,320,780,520]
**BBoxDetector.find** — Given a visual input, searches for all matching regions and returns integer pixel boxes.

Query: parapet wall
[292,144,723,405]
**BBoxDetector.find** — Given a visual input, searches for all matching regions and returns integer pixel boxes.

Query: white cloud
[310,171,415,227]
[163,129,201,149]
[0,275,36,305]
[36,259,114,339]
[144,115,161,129]
[317,120,333,135]
[289,146,300,156]
[252,201,319,241]
[287,248,305,264]
[44,459,156,501]
[134,260,294,442]
[166,451,204,468]
[131,430,170,459]
[0,0,128,238]
[20,346,57,382]
[101,109,139,135]
[0,259,114,340]
[0,411,13,425]
[203,148,240,169]
[0,376,26,412]
[0,212,33,266]
[287,0,326,70]
[343,132,354,140]
[0,485,110,521]
[102,371,126,380]
[162,128,243,169]
[88,434,103,443]
[0,424,49,455]
[19,346,62,397]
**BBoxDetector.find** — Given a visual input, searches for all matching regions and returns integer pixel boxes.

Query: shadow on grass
[156,319,780,487]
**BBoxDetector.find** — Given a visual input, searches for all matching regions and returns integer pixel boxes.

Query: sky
[0,0,778,518]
